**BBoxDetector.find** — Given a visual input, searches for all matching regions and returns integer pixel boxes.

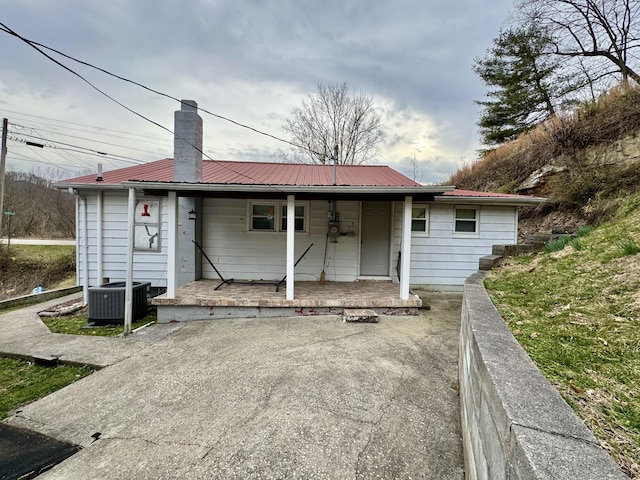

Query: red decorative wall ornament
[141,204,151,217]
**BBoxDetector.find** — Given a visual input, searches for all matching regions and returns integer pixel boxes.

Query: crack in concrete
[200,370,289,461]
[510,421,601,447]
[294,330,368,350]
[105,435,208,450]
[306,402,377,426]
[354,367,407,478]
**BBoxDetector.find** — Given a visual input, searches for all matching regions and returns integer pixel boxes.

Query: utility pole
[0,118,7,242]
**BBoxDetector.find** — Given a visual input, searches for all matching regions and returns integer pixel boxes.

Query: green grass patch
[42,309,156,337]
[618,236,639,256]
[7,245,75,262]
[577,225,595,237]
[568,238,583,251]
[0,357,92,420]
[486,194,640,477]
[544,235,572,253]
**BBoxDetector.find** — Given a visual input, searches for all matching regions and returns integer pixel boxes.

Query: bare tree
[283,83,385,165]
[3,171,75,238]
[518,0,640,86]
[408,153,424,183]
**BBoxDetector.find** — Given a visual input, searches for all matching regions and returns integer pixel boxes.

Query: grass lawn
[7,244,75,262]
[0,357,93,420]
[42,309,156,337]
[485,197,640,478]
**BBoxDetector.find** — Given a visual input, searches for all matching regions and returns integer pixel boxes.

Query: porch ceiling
[152,280,422,309]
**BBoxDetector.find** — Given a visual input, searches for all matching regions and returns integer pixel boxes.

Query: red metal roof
[59,160,543,202]
[62,158,176,186]
[61,159,421,187]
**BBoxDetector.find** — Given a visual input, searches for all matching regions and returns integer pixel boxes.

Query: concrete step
[479,255,503,271]
[492,245,506,256]
[505,244,542,256]
[524,234,555,245]
[493,243,544,257]
[343,309,379,323]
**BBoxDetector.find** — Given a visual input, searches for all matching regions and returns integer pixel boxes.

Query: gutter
[434,195,546,206]
[120,181,455,195]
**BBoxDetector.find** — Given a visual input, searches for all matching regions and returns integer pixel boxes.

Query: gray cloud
[0,0,513,180]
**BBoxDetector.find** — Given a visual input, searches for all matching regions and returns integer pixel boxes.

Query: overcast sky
[0,0,514,184]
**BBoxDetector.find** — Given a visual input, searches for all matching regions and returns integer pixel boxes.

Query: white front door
[360,201,391,276]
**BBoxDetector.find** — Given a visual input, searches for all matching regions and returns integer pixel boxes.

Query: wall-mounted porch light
[188,209,197,220]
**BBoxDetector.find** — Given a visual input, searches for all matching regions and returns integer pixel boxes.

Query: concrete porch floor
[152,280,422,321]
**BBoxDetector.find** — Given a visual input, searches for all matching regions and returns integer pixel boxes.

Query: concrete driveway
[7,294,464,479]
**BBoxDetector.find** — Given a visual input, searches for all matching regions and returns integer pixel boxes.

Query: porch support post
[400,196,412,300]
[124,188,135,334]
[286,194,295,300]
[167,191,179,299]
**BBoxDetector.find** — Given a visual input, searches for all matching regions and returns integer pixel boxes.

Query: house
[57,100,544,322]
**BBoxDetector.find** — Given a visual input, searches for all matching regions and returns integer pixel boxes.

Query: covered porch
[152,280,423,322]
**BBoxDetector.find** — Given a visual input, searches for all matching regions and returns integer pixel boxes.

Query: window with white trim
[281,204,306,231]
[454,207,478,234]
[411,205,429,234]
[250,203,276,231]
[248,201,308,233]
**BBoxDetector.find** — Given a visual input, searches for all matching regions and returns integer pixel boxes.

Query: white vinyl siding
[393,202,517,290]
[203,198,360,282]
[76,191,169,288]
[74,191,520,293]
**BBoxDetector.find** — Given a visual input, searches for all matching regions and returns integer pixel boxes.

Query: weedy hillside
[448,83,640,237]
[485,195,640,478]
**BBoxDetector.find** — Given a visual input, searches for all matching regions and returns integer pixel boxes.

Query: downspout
[70,189,90,304]
[96,190,103,285]
[82,193,89,303]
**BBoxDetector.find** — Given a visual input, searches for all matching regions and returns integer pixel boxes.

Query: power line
[6,151,81,173]
[0,23,297,188]
[12,123,169,158]
[27,125,103,169]
[8,134,147,165]
[0,23,328,160]
[0,109,172,144]
[0,23,174,135]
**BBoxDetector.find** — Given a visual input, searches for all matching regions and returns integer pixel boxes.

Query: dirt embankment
[0,247,76,301]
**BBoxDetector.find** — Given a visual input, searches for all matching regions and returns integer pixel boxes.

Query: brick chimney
[173,100,203,182]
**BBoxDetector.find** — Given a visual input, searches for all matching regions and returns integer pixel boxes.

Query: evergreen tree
[473,27,564,145]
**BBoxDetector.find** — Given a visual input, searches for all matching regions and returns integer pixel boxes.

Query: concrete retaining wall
[0,286,82,311]
[459,272,625,479]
